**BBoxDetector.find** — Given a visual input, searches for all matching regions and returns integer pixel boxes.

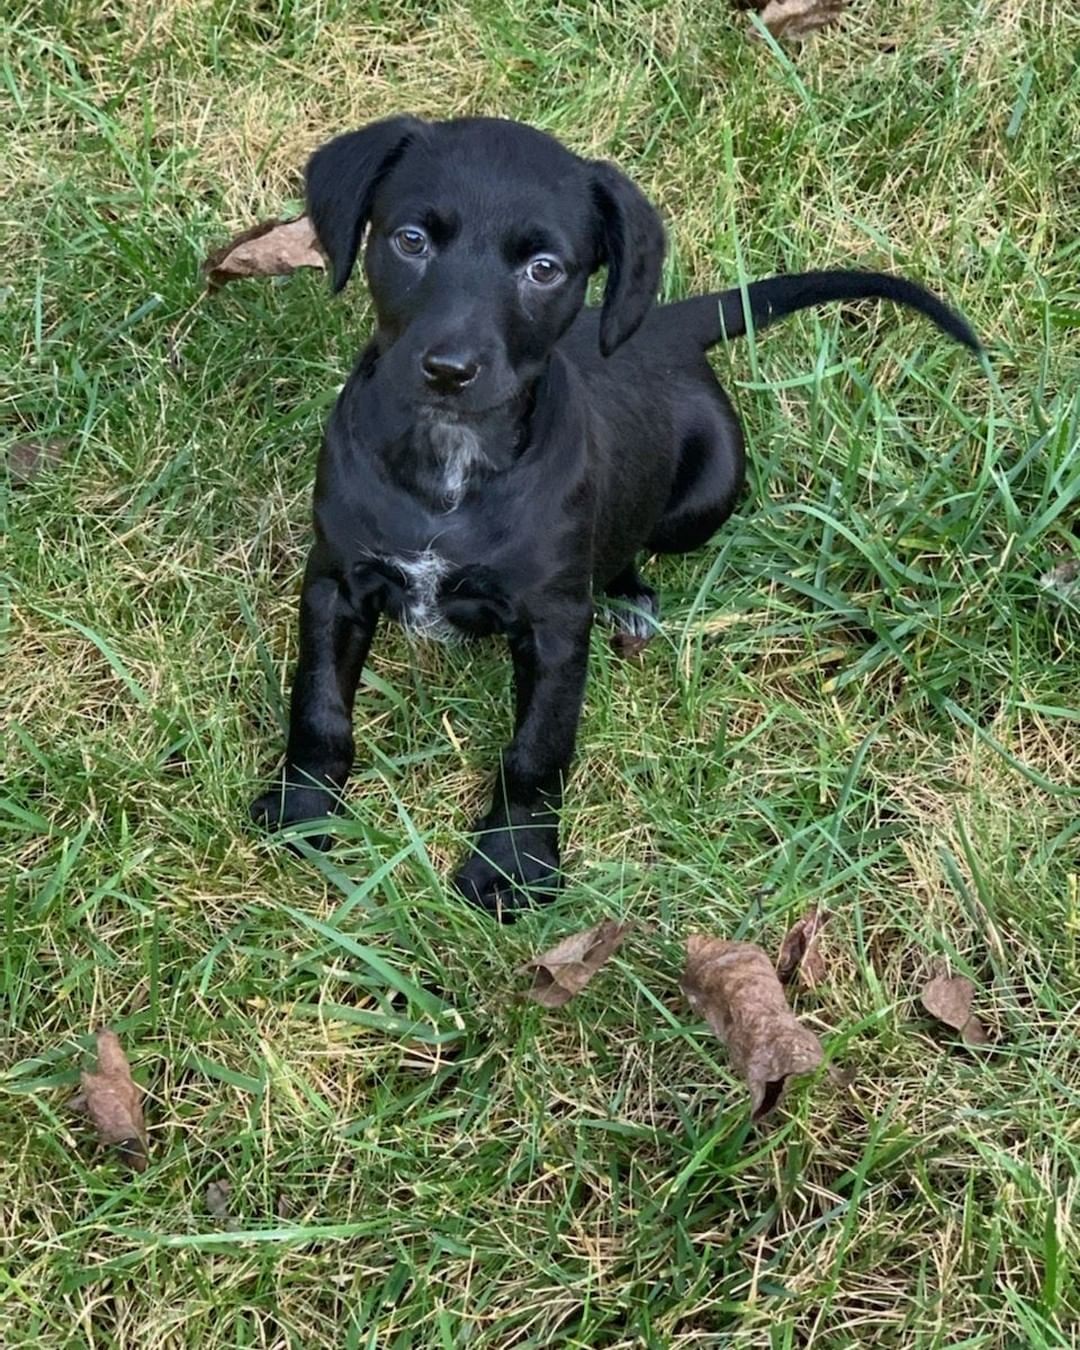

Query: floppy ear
[305,116,425,293]
[589,161,666,357]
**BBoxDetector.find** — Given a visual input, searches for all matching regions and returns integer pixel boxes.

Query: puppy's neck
[392,399,533,513]
[351,348,536,510]
[412,408,494,511]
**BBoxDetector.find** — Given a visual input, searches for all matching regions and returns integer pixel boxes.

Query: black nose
[421,349,480,393]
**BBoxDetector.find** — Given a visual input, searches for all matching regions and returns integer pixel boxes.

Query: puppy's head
[305,116,665,415]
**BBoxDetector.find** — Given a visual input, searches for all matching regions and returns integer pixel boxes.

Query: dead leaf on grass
[827,1063,857,1089]
[74,1028,148,1171]
[775,906,830,988]
[6,438,69,486]
[205,1180,239,1228]
[682,936,823,1119]
[920,971,990,1047]
[1039,559,1080,604]
[520,918,631,1008]
[745,0,846,41]
[959,1016,991,1047]
[203,216,325,289]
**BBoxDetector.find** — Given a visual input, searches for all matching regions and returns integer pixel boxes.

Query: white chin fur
[417,411,489,510]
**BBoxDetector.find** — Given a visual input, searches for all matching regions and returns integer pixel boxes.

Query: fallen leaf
[920,972,973,1028]
[205,1180,230,1214]
[920,972,990,1047]
[827,1063,857,1089]
[746,0,846,41]
[203,216,325,289]
[1039,559,1080,604]
[775,906,830,988]
[76,1028,148,1171]
[520,918,630,1008]
[6,438,68,486]
[800,944,827,989]
[205,1180,238,1227]
[682,936,823,1119]
[960,1016,991,1047]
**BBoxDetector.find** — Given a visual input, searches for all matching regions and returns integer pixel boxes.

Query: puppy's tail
[684,270,981,354]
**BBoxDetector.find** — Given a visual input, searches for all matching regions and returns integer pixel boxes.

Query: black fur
[251,115,980,917]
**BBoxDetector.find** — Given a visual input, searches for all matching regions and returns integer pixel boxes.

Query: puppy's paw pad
[610,629,652,658]
[601,587,660,652]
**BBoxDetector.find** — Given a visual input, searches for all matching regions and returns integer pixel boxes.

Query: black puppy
[251,115,979,916]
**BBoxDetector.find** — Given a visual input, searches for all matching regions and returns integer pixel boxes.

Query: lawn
[2,1,1079,1345]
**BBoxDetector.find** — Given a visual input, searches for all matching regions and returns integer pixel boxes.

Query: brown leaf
[775,906,830,988]
[205,1180,239,1227]
[205,1179,231,1216]
[961,1016,991,1047]
[748,0,846,41]
[77,1028,148,1171]
[800,944,827,989]
[520,918,630,1008]
[827,1063,856,1089]
[6,438,69,486]
[920,973,974,1029]
[203,216,325,289]
[1040,559,1080,604]
[682,936,823,1119]
[920,972,991,1047]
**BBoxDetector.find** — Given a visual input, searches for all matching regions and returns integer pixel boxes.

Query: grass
[2,0,1079,1343]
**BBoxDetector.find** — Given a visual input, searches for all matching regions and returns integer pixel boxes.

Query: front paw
[249,779,341,852]
[453,817,561,920]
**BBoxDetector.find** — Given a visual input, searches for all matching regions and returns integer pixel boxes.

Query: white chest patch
[385,548,457,642]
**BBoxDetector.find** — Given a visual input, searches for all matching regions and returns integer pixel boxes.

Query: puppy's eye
[393,227,429,258]
[524,256,564,286]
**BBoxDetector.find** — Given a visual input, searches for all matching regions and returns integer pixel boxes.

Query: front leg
[250,557,377,850]
[455,603,592,918]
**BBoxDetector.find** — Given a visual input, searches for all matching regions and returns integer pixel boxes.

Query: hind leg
[599,381,746,653]
[646,382,746,555]
[601,561,661,654]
